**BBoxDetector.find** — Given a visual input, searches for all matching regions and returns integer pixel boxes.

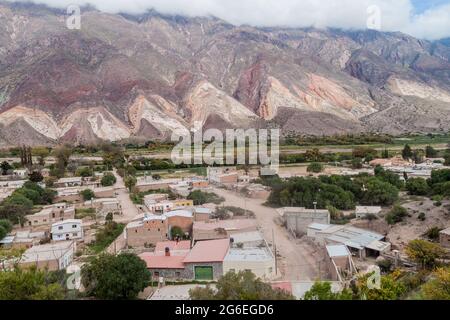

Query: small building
[20,241,76,271]
[140,240,192,280]
[84,198,121,216]
[125,215,168,247]
[193,207,213,222]
[13,169,28,178]
[55,177,83,188]
[355,206,382,219]
[439,227,450,249]
[307,224,391,259]
[51,219,84,242]
[193,219,258,242]
[230,231,266,248]
[26,203,75,228]
[207,167,238,185]
[183,238,230,281]
[283,207,330,236]
[136,178,181,193]
[326,245,356,281]
[223,247,275,280]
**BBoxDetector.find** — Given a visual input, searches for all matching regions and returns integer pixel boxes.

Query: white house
[51,219,84,241]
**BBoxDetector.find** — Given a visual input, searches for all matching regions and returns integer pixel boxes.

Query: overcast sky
[5,0,450,40]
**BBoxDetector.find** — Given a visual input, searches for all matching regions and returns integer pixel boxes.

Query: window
[72,225,77,228]
[73,233,78,237]
[58,226,63,230]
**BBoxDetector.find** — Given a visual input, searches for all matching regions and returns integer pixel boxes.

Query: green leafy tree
[101,172,117,187]
[28,171,44,183]
[170,226,185,239]
[355,271,406,300]
[406,178,430,196]
[385,205,408,225]
[0,267,64,300]
[405,240,446,269]
[402,144,413,160]
[77,167,93,178]
[307,162,324,173]
[189,271,295,300]
[425,146,437,158]
[0,161,12,175]
[53,146,73,178]
[420,267,450,300]
[351,158,363,169]
[81,253,151,300]
[362,178,399,206]
[80,189,95,201]
[124,176,137,192]
[304,281,353,300]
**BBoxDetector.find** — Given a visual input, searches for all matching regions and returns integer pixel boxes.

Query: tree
[189,271,294,300]
[305,148,322,162]
[81,253,151,300]
[445,150,450,166]
[402,144,413,160]
[105,212,114,222]
[170,226,184,240]
[0,219,13,239]
[32,147,50,166]
[124,176,137,192]
[77,167,93,178]
[0,267,64,300]
[420,267,450,300]
[53,146,73,178]
[385,205,408,225]
[406,178,430,196]
[80,189,95,201]
[307,162,324,173]
[101,173,117,187]
[362,178,399,206]
[425,146,437,158]
[28,171,44,183]
[351,158,363,169]
[405,240,446,269]
[0,161,12,175]
[355,271,406,300]
[304,281,353,300]
[412,149,425,164]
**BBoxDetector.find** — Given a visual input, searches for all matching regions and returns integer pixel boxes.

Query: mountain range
[1,2,450,146]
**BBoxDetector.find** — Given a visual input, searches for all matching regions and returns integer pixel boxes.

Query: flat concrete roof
[224,248,273,262]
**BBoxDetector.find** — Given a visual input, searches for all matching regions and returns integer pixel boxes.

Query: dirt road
[212,187,324,281]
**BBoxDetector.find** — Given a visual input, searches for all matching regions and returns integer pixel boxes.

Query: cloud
[4,0,450,40]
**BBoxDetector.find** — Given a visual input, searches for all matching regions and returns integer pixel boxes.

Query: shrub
[307,162,324,173]
[101,173,117,187]
[418,212,426,221]
[80,189,95,201]
[385,205,408,225]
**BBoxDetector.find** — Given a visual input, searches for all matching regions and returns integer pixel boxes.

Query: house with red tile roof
[139,239,231,281]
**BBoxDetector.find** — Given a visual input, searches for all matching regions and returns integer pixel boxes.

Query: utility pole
[272,228,277,276]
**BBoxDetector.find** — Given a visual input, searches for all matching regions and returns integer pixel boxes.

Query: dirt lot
[212,187,325,281]
[386,197,450,250]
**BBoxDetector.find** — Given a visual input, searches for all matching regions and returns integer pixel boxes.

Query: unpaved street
[212,187,323,281]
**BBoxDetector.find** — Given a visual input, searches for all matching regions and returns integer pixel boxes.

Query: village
[0,143,449,300]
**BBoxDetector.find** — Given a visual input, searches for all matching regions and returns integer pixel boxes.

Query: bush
[423,227,442,241]
[188,191,224,205]
[80,189,95,201]
[307,162,324,173]
[406,178,430,196]
[101,173,117,187]
[385,205,408,225]
[418,212,426,221]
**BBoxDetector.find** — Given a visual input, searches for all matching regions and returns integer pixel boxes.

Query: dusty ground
[212,187,324,281]
[386,197,450,250]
